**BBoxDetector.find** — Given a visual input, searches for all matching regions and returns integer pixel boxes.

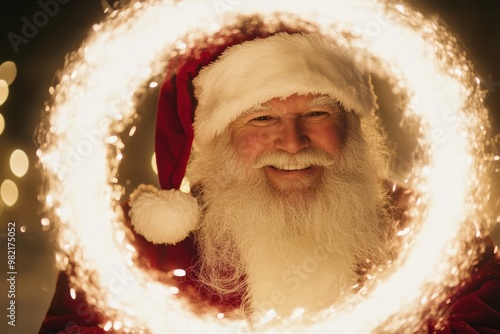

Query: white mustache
[253,148,335,170]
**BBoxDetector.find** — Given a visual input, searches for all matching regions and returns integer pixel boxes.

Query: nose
[274,117,310,153]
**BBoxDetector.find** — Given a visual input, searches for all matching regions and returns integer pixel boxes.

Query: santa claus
[39,27,500,334]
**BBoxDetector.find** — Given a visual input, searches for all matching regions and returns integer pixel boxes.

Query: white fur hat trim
[129,184,199,245]
[193,32,376,149]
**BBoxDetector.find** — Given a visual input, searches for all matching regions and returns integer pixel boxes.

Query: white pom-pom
[129,184,199,244]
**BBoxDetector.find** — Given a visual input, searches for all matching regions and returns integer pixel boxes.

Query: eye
[302,111,331,123]
[307,111,330,117]
[252,115,274,121]
[247,115,279,127]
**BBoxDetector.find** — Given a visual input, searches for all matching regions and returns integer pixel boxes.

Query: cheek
[231,128,275,161]
[311,124,346,155]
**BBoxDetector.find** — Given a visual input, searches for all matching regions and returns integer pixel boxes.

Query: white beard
[188,114,394,319]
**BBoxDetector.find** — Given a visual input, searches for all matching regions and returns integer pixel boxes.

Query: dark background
[0,0,499,333]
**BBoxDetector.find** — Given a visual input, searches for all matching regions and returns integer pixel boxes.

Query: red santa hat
[129,30,377,245]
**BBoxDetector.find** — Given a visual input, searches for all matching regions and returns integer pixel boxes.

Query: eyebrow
[239,95,342,119]
[305,95,342,111]
[240,102,273,117]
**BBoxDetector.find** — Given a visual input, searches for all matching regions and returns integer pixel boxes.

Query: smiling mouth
[268,164,313,171]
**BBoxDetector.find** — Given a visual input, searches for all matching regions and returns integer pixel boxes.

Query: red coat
[39,201,500,334]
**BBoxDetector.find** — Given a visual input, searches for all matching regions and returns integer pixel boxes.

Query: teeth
[273,164,311,171]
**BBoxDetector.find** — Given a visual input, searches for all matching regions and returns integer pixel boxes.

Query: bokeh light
[0,61,17,85]
[10,149,30,178]
[151,152,157,174]
[0,80,9,106]
[128,125,137,137]
[0,113,4,135]
[41,218,51,232]
[1,179,19,207]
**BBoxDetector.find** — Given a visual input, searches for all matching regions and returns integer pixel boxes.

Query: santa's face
[188,104,393,317]
[228,94,347,192]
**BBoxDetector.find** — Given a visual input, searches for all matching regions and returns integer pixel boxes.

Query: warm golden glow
[180,177,191,194]
[10,149,29,178]
[1,180,18,207]
[0,80,8,106]
[38,0,496,333]
[0,113,4,135]
[128,125,137,137]
[173,269,187,277]
[151,152,158,174]
[0,61,17,85]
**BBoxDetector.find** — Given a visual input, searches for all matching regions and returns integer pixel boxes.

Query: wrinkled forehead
[238,94,344,117]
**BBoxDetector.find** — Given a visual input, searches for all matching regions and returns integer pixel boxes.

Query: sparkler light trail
[38,0,496,332]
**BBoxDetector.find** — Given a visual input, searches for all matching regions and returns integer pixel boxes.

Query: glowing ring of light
[40,0,492,332]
